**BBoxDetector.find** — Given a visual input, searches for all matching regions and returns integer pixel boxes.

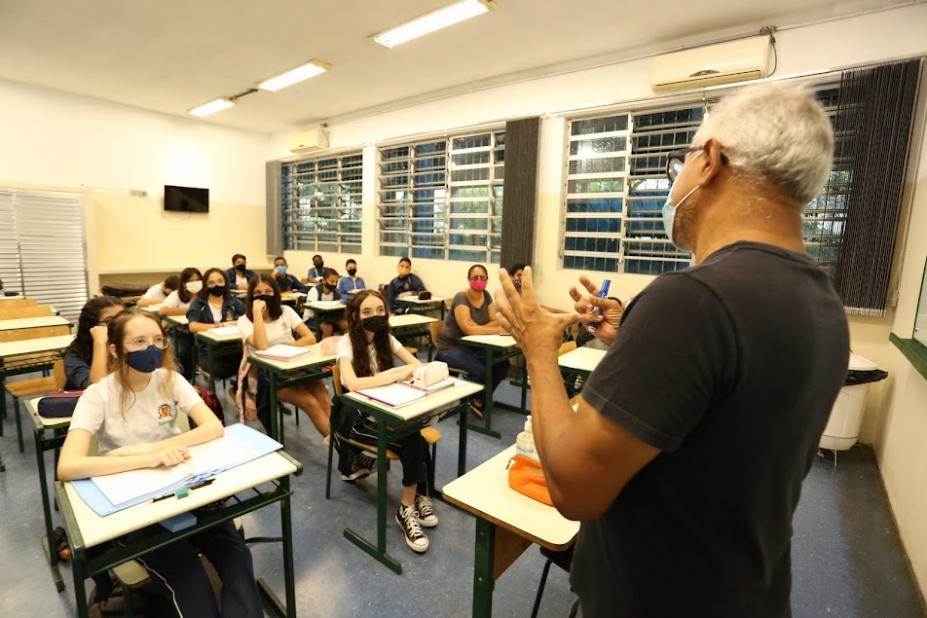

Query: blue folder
[71,423,283,517]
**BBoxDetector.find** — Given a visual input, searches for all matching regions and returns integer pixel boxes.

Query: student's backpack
[193,384,224,425]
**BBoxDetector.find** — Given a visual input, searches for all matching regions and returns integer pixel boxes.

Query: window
[562,107,701,274]
[378,130,504,263]
[0,188,88,320]
[281,151,363,253]
[561,83,859,278]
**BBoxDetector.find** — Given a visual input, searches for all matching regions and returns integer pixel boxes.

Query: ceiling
[0,0,907,133]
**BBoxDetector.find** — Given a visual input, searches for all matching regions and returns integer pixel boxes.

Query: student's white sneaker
[396,504,429,553]
[414,494,439,528]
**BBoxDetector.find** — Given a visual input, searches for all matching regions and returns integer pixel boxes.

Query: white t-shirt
[235,274,248,288]
[238,305,304,352]
[142,283,168,302]
[306,286,337,302]
[161,290,192,310]
[69,369,204,455]
[335,333,404,386]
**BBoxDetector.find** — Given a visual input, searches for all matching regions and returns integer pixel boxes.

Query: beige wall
[87,191,269,292]
[0,78,272,294]
[873,87,927,597]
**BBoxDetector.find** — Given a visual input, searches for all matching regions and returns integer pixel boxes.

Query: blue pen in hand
[586,279,611,334]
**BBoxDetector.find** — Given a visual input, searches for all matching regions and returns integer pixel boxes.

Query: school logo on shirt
[158,403,175,425]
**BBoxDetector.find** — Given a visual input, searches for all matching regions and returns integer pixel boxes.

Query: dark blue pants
[436,346,510,395]
[120,520,262,617]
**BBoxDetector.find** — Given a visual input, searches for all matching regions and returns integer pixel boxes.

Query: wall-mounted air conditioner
[652,35,771,93]
[288,128,329,154]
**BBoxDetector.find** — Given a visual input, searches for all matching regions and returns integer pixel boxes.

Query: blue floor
[0,376,924,617]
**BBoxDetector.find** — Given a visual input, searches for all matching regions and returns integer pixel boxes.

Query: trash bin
[819,353,888,451]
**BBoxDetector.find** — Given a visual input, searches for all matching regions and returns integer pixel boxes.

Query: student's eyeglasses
[126,336,168,351]
[469,276,489,281]
[665,147,728,183]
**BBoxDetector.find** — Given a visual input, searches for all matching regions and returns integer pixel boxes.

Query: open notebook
[72,424,282,516]
[252,344,313,361]
[357,378,454,408]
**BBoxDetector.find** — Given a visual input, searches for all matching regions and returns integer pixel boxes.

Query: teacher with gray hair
[496,82,850,618]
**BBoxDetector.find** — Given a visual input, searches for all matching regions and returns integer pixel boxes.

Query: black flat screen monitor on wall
[164,185,209,213]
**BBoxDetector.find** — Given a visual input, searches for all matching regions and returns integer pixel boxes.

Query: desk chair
[5,358,65,452]
[531,544,579,618]
[325,363,441,500]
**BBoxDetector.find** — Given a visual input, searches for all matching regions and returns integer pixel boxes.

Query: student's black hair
[312,254,323,261]
[345,291,393,379]
[467,264,488,279]
[163,275,180,291]
[345,258,357,267]
[231,253,246,264]
[399,256,412,266]
[63,295,126,363]
[321,267,340,280]
[509,263,527,275]
[246,274,283,322]
[177,267,204,303]
[273,256,287,264]
[199,267,231,301]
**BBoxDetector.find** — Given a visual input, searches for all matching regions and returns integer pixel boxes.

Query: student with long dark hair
[57,309,261,617]
[336,290,438,553]
[63,296,126,390]
[236,274,331,440]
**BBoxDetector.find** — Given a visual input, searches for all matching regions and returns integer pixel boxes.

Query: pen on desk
[152,478,215,502]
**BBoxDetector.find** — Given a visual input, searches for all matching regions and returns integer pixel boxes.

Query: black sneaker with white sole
[396,504,429,553]
[340,453,378,481]
[414,494,438,528]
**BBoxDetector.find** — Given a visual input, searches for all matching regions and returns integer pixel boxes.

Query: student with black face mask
[306,267,348,337]
[337,259,366,296]
[307,254,325,285]
[336,290,438,553]
[187,268,244,333]
[225,253,255,291]
[236,275,332,441]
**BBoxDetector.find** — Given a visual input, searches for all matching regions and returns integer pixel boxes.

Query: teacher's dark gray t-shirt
[571,241,850,618]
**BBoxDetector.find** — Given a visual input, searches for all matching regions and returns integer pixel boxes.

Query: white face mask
[185,280,203,293]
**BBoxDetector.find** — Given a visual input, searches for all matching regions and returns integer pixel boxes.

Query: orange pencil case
[507,455,553,506]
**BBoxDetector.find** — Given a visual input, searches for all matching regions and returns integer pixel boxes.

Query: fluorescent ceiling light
[188,98,235,117]
[372,0,494,49]
[258,60,331,92]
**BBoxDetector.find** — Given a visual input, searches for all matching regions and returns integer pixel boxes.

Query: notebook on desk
[72,424,282,516]
[357,378,454,408]
[252,344,313,361]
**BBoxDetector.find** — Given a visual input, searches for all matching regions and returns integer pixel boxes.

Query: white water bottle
[515,416,538,461]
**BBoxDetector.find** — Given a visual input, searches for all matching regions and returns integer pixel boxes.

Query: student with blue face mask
[57,309,263,617]
[271,256,308,293]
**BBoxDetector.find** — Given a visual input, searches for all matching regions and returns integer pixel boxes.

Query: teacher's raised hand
[496,267,578,362]
[569,276,623,344]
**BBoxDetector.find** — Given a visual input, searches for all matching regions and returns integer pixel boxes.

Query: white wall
[0,78,272,292]
[274,3,927,600]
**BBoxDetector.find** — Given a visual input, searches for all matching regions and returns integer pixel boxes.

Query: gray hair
[692,82,834,204]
